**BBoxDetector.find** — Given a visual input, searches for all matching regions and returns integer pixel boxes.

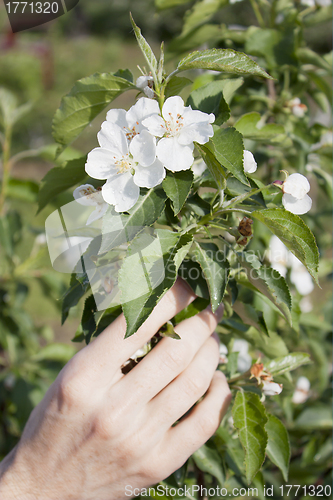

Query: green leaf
[174,297,210,323]
[52,73,136,149]
[294,407,332,430]
[162,170,193,215]
[193,443,225,487]
[208,127,248,185]
[100,187,166,254]
[251,209,320,284]
[245,27,295,68]
[119,229,187,337]
[7,179,39,203]
[130,14,158,84]
[155,0,189,9]
[232,391,268,484]
[234,112,285,142]
[296,48,331,72]
[264,353,312,377]
[32,343,76,363]
[233,301,268,335]
[177,49,272,79]
[181,0,227,35]
[37,157,87,212]
[165,76,192,99]
[193,242,229,312]
[187,80,230,125]
[62,273,90,324]
[236,251,292,324]
[266,414,290,482]
[196,143,226,191]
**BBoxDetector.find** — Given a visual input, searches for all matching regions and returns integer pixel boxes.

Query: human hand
[0,279,231,500]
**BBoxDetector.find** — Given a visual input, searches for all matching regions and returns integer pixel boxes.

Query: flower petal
[162,96,185,120]
[243,150,257,174]
[283,173,310,199]
[262,380,283,396]
[97,122,128,154]
[102,173,139,212]
[142,114,166,137]
[290,267,314,295]
[129,130,156,167]
[106,109,127,129]
[126,97,160,130]
[73,184,99,206]
[178,108,214,145]
[86,203,108,225]
[85,148,118,180]
[282,193,312,214]
[156,137,194,171]
[134,159,166,188]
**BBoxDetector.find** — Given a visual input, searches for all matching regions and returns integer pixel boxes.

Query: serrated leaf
[233,301,268,335]
[177,48,272,79]
[232,391,268,484]
[100,187,166,254]
[162,170,193,215]
[120,229,190,337]
[208,127,248,185]
[81,294,97,343]
[130,14,158,83]
[264,353,311,377]
[37,157,87,212]
[251,209,319,284]
[52,73,136,149]
[237,251,292,325]
[234,112,285,142]
[193,242,229,312]
[165,76,192,98]
[266,414,290,482]
[196,143,226,191]
[193,443,225,487]
[187,80,230,125]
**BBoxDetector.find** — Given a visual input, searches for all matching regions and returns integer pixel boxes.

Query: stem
[223,183,273,210]
[249,0,266,28]
[0,125,12,216]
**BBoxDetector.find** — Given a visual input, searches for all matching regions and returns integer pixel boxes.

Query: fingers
[112,303,224,408]
[147,335,220,434]
[157,371,232,473]
[72,278,196,383]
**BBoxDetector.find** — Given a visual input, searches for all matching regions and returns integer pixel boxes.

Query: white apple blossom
[282,173,312,214]
[243,150,257,174]
[232,339,252,373]
[106,97,160,143]
[262,380,283,396]
[136,75,154,98]
[73,184,108,225]
[85,123,165,212]
[219,344,228,364]
[268,235,314,295]
[142,96,215,172]
[289,98,307,118]
[292,376,310,404]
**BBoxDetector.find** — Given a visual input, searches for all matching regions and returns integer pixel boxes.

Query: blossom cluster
[83,96,215,212]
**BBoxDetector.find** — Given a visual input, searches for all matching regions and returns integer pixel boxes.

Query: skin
[0,279,231,500]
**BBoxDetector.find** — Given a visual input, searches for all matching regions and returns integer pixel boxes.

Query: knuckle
[195,412,220,437]
[93,414,117,441]
[183,373,209,397]
[57,374,84,410]
[159,343,189,373]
